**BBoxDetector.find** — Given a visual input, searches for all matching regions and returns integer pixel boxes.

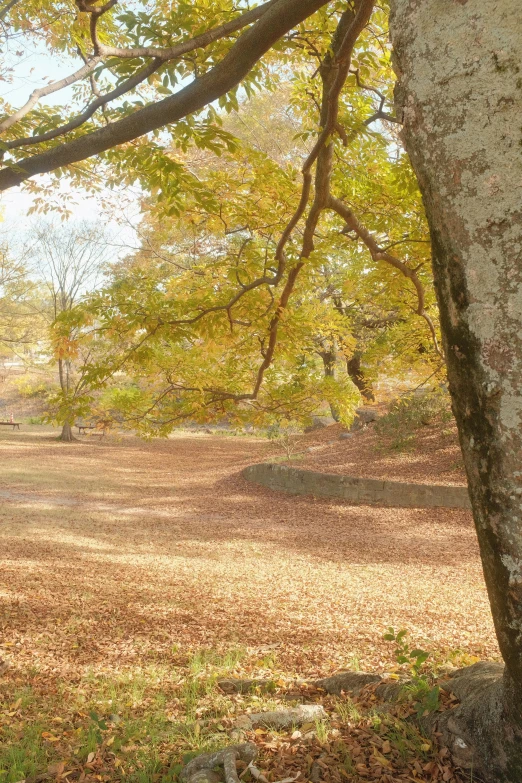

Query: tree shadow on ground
[0,430,494,675]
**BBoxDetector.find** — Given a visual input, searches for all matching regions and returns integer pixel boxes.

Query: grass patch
[0,649,469,783]
[334,697,362,725]
[0,655,233,782]
[0,721,48,783]
[0,646,272,783]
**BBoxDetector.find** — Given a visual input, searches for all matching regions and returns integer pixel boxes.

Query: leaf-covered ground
[0,427,497,783]
[295,423,466,487]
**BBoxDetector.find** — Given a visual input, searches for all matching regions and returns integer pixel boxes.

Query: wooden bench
[77,423,95,435]
[77,422,109,437]
[0,421,20,430]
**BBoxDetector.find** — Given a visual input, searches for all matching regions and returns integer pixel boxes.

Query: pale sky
[0,22,143,250]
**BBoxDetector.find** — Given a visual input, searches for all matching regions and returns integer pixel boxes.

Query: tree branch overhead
[0,0,330,191]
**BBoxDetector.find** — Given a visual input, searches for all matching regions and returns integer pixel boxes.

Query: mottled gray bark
[181,743,257,783]
[389,1,522,779]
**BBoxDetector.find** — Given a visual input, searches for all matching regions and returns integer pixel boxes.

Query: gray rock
[305,415,336,433]
[339,432,353,440]
[350,407,379,431]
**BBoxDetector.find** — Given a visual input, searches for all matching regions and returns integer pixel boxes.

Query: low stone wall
[242,462,471,509]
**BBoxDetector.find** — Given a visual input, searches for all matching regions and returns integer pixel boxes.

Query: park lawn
[0,427,498,783]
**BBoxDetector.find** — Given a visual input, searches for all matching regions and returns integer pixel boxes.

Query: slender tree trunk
[319,347,341,421]
[57,358,76,442]
[346,351,374,401]
[58,357,65,395]
[390,1,522,779]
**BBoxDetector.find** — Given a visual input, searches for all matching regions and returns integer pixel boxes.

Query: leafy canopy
[1,1,443,430]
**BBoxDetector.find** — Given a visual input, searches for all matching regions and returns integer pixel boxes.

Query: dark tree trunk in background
[319,347,341,421]
[346,351,374,401]
[390,1,522,779]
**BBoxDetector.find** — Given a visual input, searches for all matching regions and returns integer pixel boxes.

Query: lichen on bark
[389,1,522,779]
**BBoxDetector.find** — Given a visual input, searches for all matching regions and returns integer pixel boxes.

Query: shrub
[14,377,51,399]
[375,386,453,450]
[384,628,440,717]
[266,419,302,460]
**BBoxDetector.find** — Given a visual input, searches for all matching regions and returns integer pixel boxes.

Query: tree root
[214,664,522,782]
[245,762,269,783]
[236,704,326,731]
[314,670,383,696]
[319,662,522,782]
[432,662,522,783]
[181,743,258,783]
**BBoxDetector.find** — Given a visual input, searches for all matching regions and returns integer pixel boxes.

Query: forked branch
[328,194,443,357]
[0,0,330,189]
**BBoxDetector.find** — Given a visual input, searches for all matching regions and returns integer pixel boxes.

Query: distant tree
[32,222,106,441]
[0,244,40,357]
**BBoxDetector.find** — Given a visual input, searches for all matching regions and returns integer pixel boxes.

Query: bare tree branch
[96,0,279,59]
[4,58,164,149]
[0,3,278,138]
[76,0,119,54]
[0,58,104,134]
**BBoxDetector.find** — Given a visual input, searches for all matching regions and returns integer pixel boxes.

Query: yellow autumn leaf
[372,750,392,768]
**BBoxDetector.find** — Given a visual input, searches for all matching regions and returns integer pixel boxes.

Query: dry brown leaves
[213,681,468,783]
[0,426,497,782]
[294,422,466,487]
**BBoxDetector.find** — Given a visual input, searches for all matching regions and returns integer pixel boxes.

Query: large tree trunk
[389,1,522,779]
[59,421,75,442]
